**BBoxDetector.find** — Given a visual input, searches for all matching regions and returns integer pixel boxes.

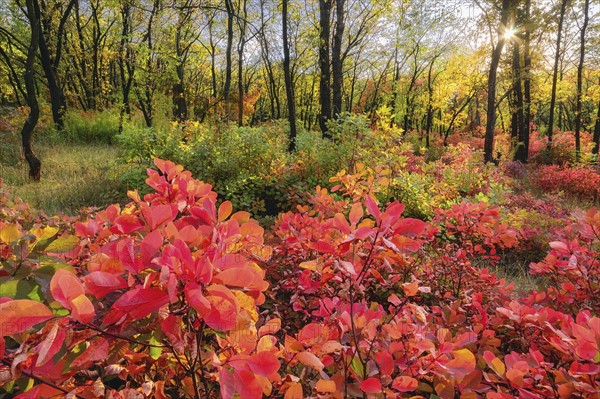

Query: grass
[0,142,134,215]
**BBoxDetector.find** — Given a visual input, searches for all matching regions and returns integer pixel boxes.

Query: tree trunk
[237,0,248,126]
[547,0,568,149]
[516,0,531,163]
[224,0,234,121]
[34,0,72,130]
[23,0,41,180]
[511,41,524,160]
[574,0,589,162]
[119,0,134,133]
[332,0,345,118]
[282,0,297,152]
[319,0,332,137]
[484,0,511,163]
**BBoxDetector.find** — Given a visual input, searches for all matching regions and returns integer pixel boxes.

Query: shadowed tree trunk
[484,0,511,163]
[34,0,76,130]
[332,0,345,118]
[319,0,332,137]
[224,0,234,121]
[515,0,531,163]
[547,0,568,149]
[574,0,589,162]
[282,0,297,152]
[23,0,41,181]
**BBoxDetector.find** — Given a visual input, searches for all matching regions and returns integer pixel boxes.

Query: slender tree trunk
[319,0,332,137]
[547,0,568,149]
[484,0,511,163]
[119,0,134,133]
[332,0,345,118]
[23,0,41,180]
[34,0,72,129]
[224,0,234,121]
[237,0,247,126]
[517,0,531,162]
[173,4,188,123]
[511,41,524,157]
[282,0,297,152]
[574,0,589,162]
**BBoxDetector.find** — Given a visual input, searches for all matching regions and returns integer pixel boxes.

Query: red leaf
[143,204,177,230]
[365,195,381,221]
[376,351,394,375]
[247,351,280,376]
[83,271,128,299]
[204,285,239,331]
[391,376,418,392]
[141,230,163,264]
[50,268,85,309]
[35,321,66,367]
[112,288,169,320]
[111,214,142,234]
[393,218,426,237]
[360,378,382,394]
[70,338,109,370]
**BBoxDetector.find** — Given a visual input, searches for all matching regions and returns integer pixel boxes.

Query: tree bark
[332,0,345,118]
[515,0,531,163]
[319,0,332,137]
[484,0,511,163]
[574,0,589,162]
[547,0,568,149]
[224,0,234,121]
[23,0,41,181]
[511,41,524,158]
[34,0,75,129]
[593,81,600,157]
[237,0,248,126]
[282,0,297,152]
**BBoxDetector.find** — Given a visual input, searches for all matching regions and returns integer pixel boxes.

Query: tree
[318,0,332,137]
[282,0,297,151]
[574,0,589,162]
[546,0,569,149]
[21,0,41,180]
[331,0,345,117]
[483,0,512,164]
[514,0,531,163]
[35,0,76,129]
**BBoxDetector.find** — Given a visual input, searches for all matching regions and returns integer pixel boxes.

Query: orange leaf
[284,382,303,399]
[402,281,419,297]
[316,379,336,393]
[297,351,324,372]
[0,299,53,336]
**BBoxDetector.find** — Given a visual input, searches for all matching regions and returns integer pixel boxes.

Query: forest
[0,0,600,398]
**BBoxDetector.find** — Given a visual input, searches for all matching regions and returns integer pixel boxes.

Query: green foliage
[44,110,121,144]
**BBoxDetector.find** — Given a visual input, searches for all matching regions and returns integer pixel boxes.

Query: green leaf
[149,333,163,360]
[0,279,44,301]
[45,235,79,254]
[350,355,365,379]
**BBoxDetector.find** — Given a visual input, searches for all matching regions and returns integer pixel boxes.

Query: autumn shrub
[530,164,600,201]
[1,160,600,399]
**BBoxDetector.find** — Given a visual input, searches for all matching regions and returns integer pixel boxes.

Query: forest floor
[0,142,130,215]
